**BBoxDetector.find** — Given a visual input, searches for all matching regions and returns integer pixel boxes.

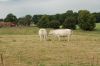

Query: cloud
[0,0,14,2]
[0,0,100,18]
[0,0,9,2]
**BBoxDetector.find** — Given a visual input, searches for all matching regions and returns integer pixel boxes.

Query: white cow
[38,28,47,41]
[49,29,72,41]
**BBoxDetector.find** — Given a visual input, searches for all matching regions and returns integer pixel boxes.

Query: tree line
[0,10,100,31]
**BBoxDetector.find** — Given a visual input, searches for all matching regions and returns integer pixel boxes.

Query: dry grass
[0,34,100,66]
[0,24,100,66]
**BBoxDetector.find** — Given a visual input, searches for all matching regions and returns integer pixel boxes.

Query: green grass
[0,26,39,35]
[95,23,100,31]
[74,23,100,36]
[0,23,100,66]
[0,23,100,35]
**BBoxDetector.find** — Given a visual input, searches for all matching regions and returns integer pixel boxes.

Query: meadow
[0,23,100,66]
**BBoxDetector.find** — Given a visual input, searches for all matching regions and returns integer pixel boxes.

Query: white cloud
[0,0,11,2]
[0,0,100,18]
[0,0,8,1]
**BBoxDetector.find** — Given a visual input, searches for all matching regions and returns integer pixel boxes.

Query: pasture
[0,23,100,66]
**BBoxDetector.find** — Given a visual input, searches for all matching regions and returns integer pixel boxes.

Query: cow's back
[53,29,72,36]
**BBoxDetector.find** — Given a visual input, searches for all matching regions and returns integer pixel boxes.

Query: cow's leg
[44,35,47,41]
[43,35,45,41]
[40,35,42,41]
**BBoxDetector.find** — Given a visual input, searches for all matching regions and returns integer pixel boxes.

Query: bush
[78,10,96,31]
[48,20,60,29]
[62,17,76,29]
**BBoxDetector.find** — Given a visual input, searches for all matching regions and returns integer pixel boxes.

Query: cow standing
[38,29,48,41]
[49,29,72,41]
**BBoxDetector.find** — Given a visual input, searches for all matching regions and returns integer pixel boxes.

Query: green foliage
[32,15,43,24]
[55,14,65,24]
[0,19,3,22]
[24,15,32,26]
[73,12,78,24]
[93,12,100,23]
[18,17,24,26]
[48,20,60,29]
[78,10,96,31]
[48,15,56,21]
[39,63,45,66]
[62,17,76,29]
[37,15,50,28]
[2,10,99,29]
[66,10,74,17]
[18,15,32,26]
[4,13,17,23]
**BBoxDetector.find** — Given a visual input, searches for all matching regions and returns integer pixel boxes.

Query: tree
[0,19,3,22]
[18,17,25,26]
[54,10,74,25]
[73,12,78,24]
[66,10,74,17]
[32,15,43,24]
[93,12,100,23]
[37,15,50,28]
[17,15,32,26]
[4,13,17,23]
[24,15,32,26]
[78,10,96,31]
[48,20,60,29]
[62,17,76,29]
[48,15,56,21]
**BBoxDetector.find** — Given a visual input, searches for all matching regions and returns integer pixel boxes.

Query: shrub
[62,17,76,29]
[48,20,60,29]
[78,10,96,31]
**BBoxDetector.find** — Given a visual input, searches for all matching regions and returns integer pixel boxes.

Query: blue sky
[0,0,100,18]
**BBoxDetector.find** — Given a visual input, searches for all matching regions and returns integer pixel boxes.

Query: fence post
[91,55,94,66]
[0,54,4,66]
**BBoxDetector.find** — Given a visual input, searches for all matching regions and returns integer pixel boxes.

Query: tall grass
[0,26,39,35]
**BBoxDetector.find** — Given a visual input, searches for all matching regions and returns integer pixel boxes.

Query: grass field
[0,23,100,66]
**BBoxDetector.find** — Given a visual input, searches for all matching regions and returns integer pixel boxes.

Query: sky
[0,0,100,18]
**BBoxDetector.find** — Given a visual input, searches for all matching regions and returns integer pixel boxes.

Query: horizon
[0,0,100,18]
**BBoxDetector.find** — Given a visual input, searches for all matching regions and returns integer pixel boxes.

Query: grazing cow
[38,28,47,41]
[49,29,72,41]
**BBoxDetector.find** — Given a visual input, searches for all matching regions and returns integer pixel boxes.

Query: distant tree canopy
[18,15,32,26]
[37,15,50,28]
[32,15,43,24]
[24,15,32,26]
[0,19,3,22]
[18,17,25,26]
[0,10,99,30]
[4,13,17,23]
[78,10,96,31]
[93,12,100,23]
